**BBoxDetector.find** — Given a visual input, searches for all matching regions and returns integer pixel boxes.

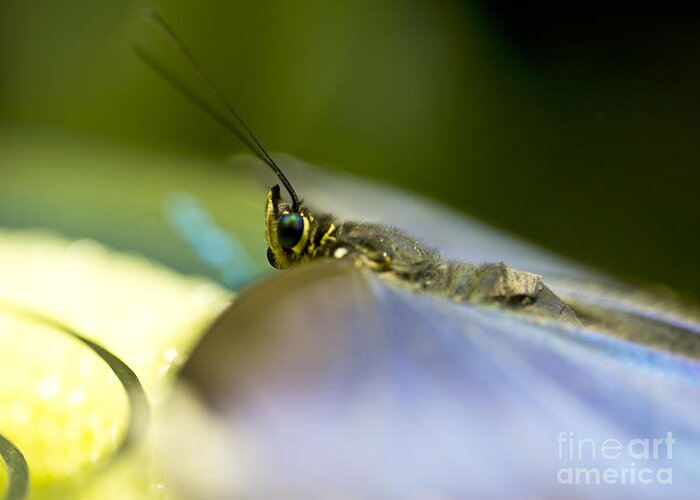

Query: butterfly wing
[175,260,700,498]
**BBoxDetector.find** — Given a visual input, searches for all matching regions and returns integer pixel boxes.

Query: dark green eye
[278,213,305,250]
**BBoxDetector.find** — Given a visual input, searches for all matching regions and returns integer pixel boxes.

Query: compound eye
[277,212,305,250]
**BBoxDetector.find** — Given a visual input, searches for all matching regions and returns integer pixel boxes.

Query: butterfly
[137,11,700,498]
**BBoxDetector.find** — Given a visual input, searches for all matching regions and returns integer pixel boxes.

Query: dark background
[0,0,698,296]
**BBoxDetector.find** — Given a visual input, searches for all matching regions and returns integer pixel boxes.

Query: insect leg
[457,262,579,323]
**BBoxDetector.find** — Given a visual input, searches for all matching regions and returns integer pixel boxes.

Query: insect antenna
[136,10,300,209]
[132,45,262,160]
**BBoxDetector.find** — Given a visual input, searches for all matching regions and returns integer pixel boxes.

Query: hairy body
[266,185,578,323]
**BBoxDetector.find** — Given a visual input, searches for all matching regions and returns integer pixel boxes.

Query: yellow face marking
[320,224,337,247]
[265,189,279,250]
[266,188,293,268]
[290,215,310,254]
[309,224,337,257]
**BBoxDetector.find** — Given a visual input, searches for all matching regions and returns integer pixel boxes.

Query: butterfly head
[266,185,316,269]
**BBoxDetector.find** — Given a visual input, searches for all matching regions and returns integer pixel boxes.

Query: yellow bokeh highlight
[0,229,231,498]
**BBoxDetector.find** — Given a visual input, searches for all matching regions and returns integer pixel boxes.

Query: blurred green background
[0,0,698,296]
